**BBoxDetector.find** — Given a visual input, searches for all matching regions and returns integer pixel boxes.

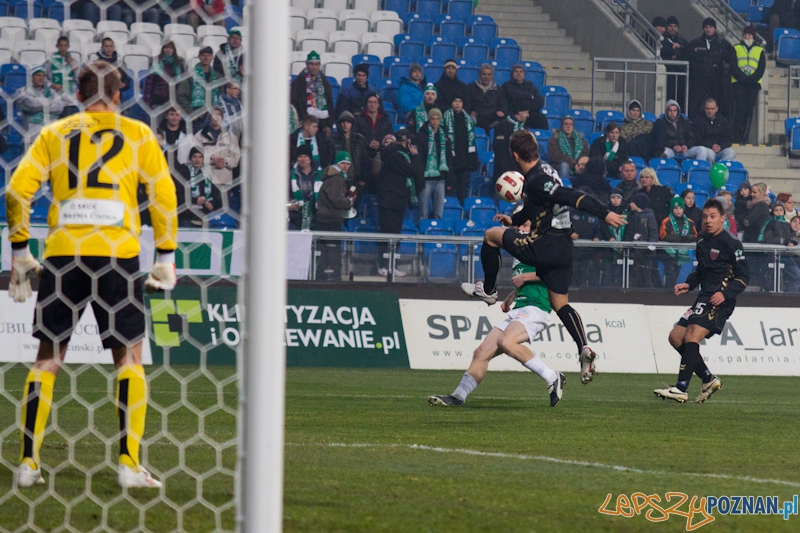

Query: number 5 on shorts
[694,302,706,315]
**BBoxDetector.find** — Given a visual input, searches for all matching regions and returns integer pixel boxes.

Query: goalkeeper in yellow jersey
[7,61,178,489]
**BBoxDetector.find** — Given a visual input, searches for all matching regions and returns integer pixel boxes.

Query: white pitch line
[286,442,800,489]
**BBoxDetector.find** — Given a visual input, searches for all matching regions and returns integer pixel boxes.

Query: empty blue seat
[531,129,551,162]
[642,111,657,123]
[2,63,26,93]
[442,202,463,221]
[427,248,459,279]
[684,159,711,190]
[428,35,457,60]
[46,0,64,21]
[568,108,594,139]
[474,127,489,153]
[777,34,800,65]
[417,0,441,16]
[469,15,497,40]
[629,156,647,170]
[12,0,42,18]
[542,86,571,116]
[774,27,800,48]
[595,110,625,132]
[456,58,479,83]
[540,108,561,131]
[488,59,511,84]
[384,55,412,79]
[385,0,409,16]
[748,5,765,22]
[519,60,545,87]
[403,13,435,41]
[459,36,489,62]
[419,218,455,235]
[464,197,497,225]
[721,160,748,188]
[351,54,382,82]
[456,218,489,235]
[420,57,445,81]
[376,78,398,106]
[728,0,750,13]
[394,34,424,58]
[785,116,800,137]
[436,13,466,39]
[491,38,521,63]
[445,0,472,17]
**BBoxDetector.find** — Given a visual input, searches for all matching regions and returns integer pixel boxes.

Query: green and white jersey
[512,262,552,313]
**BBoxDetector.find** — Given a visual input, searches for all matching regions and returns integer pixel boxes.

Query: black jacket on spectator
[642,184,675,228]
[290,129,329,168]
[570,207,602,240]
[588,135,629,178]
[570,158,611,203]
[687,34,731,83]
[652,113,696,157]
[763,217,797,245]
[355,111,394,160]
[618,179,640,207]
[96,50,130,93]
[435,73,469,111]
[623,208,659,242]
[466,80,507,131]
[335,82,375,116]
[174,163,223,227]
[449,110,480,173]
[377,143,419,211]
[316,165,352,225]
[491,118,520,179]
[415,123,452,182]
[685,203,703,230]
[501,79,547,130]
[742,198,771,243]
[157,117,187,147]
[693,113,733,150]
[734,192,750,229]
[661,32,689,62]
[327,130,368,184]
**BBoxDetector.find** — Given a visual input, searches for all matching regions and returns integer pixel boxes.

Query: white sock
[452,372,478,401]
[524,357,558,384]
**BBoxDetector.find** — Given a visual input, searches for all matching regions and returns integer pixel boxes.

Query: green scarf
[414,104,428,133]
[191,64,220,108]
[153,54,183,78]
[723,215,730,231]
[424,126,449,178]
[666,213,691,259]
[224,44,243,82]
[758,215,785,243]
[289,106,299,134]
[291,165,322,230]
[604,139,619,162]
[189,164,212,199]
[28,85,52,125]
[399,150,418,205]
[557,130,583,160]
[49,54,75,93]
[442,109,476,155]
[507,115,525,131]
[608,210,627,242]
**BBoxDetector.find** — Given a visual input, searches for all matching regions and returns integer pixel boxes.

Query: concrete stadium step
[490,13,550,23]
[520,50,590,62]
[516,36,575,47]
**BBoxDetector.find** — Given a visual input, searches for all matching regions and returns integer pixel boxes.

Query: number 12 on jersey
[67,129,124,190]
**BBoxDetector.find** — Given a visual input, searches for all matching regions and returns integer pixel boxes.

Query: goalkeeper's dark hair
[509,130,539,163]
[78,60,121,104]
[702,198,726,216]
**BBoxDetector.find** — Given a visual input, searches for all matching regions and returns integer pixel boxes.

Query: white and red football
[495,171,525,202]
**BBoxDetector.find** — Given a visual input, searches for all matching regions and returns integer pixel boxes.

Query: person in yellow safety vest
[730,25,766,144]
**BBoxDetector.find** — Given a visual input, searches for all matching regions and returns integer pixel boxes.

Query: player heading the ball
[8,61,178,489]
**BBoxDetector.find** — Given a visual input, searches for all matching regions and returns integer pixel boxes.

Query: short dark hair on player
[509,130,539,163]
[702,198,726,216]
[78,60,121,103]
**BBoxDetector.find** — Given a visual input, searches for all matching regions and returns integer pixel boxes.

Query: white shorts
[495,306,552,343]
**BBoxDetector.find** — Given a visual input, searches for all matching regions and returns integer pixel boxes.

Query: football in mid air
[495,171,525,201]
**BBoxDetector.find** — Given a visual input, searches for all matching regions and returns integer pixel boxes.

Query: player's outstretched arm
[500,291,516,313]
[674,283,690,296]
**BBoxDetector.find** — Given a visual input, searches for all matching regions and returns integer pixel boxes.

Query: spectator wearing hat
[659,195,698,287]
[619,100,653,158]
[191,46,223,123]
[502,63,547,130]
[291,50,335,135]
[687,18,732,119]
[692,97,736,164]
[16,65,67,135]
[466,63,507,131]
[435,59,469,111]
[548,114,589,179]
[443,96,480,203]
[652,16,667,36]
[492,101,529,180]
[624,191,660,287]
[377,129,419,276]
[731,26,766,144]
[415,107,452,220]
[290,114,328,166]
[660,16,688,105]
[145,41,192,114]
[601,188,628,286]
[327,110,368,199]
[213,29,244,82]
[734,181,752,234]
[589,122,629,178]
[409,83,439,132]
[355,93,394,185]
[288,144,322,231]
[397,62,426,118]
[316,151,354,280]
[175,147,223,228]
[336,64,376,116]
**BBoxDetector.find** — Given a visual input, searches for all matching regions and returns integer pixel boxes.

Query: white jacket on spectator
[15,85,68,133]
[179,127,241,186]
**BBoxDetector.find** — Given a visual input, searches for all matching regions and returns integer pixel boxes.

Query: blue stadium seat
[0,1,9,16]
[464,197,497,225]
[341,76,354,90]
[721,160,748,188]
[541,108,561,131]
[595,110,625,132]
[208,213,238,229]
[358,194,380,224]
[384,55,412,79]
[419,218,455,235]
[642,111,657,123]
[442,199,464,221]
[474,127,489,153]
[417,0,442,16]
[777,33,800,65]
[531,129,551,163]
[45,0,64,21]
[12,0,42,18]
[427,247,459,279]
[376,78,398,107]
[542,86,571,117]
[457,58,479,83]
[785,117,800,137]
[491,38,521,64]
[683,160,711,190]
[2,63,26,93]
[445,0,472,17]
[748,5,766,23]
[488,59,511,84]
[774,28,800,49]
[629,156,646,170]
[350,219,380,262]
[403,13,435,42]
[519,60,545,87]
[728,0,750,13]
[428,35,457,60]
[396,221,418,258]
[456,218,489,236]
[420,57,445,81]
[395,34,424,58]
[568,108,594,139]
[385,0,409,16]
[436,13,466,39]
[469,15,497,40]
[459,36,489,63]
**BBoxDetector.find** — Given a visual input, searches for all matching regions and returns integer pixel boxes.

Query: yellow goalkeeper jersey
[6,111,177,259]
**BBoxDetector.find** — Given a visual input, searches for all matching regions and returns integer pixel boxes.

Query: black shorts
[676,295,736,338]
[502,229,573,294]
[33,256,145,349]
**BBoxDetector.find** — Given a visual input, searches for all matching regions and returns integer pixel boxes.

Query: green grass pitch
[2,366,800,532]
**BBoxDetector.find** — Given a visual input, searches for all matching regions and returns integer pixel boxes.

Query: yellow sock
[19,369,56,468]
[116,365,148,471]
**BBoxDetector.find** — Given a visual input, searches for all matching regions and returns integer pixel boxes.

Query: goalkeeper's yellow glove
[9,248,42,303]
[144,252,177,293]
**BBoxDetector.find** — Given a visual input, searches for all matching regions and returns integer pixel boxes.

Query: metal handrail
[697,0,767,47]
[596,0,662,58]
[591,57,690,115]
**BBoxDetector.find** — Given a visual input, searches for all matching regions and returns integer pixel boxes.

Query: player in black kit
[655,198,749,403]
[461,130,627,384]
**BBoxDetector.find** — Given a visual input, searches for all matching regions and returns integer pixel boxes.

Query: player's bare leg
[549,291,596,384]
[428,328,503,406]
[461,226,506,305]
[497,322,565,406]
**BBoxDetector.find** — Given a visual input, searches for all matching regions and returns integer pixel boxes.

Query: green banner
[286,289,409,368]
[146,284,239,366]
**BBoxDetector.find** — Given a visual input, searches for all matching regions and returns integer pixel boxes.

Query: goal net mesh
[0,2,245,531]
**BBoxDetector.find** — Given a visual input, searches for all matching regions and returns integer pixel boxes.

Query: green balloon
[709,163,729,189]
